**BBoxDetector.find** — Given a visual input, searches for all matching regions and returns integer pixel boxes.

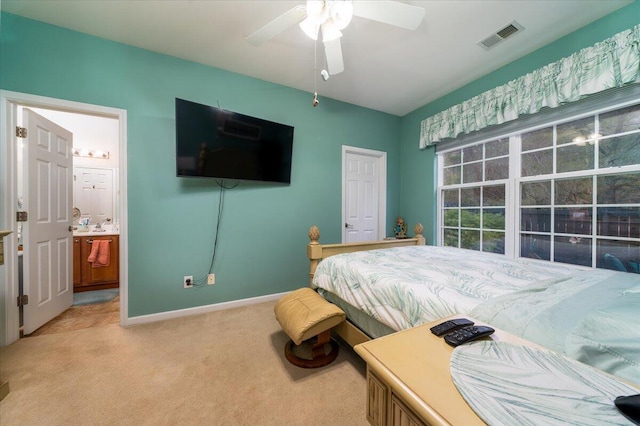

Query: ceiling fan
[246,0,426,76]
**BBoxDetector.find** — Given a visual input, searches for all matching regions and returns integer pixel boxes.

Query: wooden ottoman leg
[285,329,339,369]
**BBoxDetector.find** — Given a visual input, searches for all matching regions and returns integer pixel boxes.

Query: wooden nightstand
[354,316,541,426]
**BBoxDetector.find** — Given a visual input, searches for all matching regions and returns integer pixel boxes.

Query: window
[440,139,508,254]
[438,101,640,273]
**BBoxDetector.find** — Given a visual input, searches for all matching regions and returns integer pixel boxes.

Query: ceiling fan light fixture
[299,17,320,40]
[321,20,342,42]
[305,0,329,24]
[330,1,353,30]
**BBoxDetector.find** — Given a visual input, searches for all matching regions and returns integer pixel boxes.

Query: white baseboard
[123,291,290,327]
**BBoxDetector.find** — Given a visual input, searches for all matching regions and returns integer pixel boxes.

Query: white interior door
[74,167,114,224]
[343,147,386,243]
[22,108,74,334]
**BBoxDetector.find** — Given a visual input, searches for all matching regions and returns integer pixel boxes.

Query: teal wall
[2,2,637,318]
[0,13,401,316]
[399,1,640,245]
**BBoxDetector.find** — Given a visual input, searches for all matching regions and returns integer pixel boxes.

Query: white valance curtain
[420,24,640,149]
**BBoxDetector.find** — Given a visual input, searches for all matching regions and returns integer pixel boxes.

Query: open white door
[342,146,386,243]
[22,108,74,334]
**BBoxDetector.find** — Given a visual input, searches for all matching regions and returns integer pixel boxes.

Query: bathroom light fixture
[73,148,109,159]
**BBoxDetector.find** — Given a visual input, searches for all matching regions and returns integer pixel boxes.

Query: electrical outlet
[183,275,193,288]
[207,274,215,285]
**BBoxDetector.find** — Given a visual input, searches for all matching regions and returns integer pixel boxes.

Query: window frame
[436,96,640,269]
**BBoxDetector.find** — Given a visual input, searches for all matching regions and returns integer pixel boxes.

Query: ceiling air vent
[478,20,524,50]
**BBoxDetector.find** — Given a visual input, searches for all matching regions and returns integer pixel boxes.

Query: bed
[306,225,640,386]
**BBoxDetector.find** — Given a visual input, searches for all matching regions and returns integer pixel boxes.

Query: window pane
[521,149,553,177]
[483,208,505,230]
[598,173,640,204]
[597,207,640,238]
[521,181,551,206]
[443,150,462,166]
[485,157,509,181]
[463,162,483,183]
[556,143,594,173]
[555,177,592,205]
[485,138,509,158]
[521,127,553,151]
[556,116,595,145]
[555,208,592,235]
[460,209,480,228]
[444,209,459,227]
[443,229,459,247]
[461,230,480,250]
[443,189,459,207]
[443,166,461,185]
[521,234,551,260]
[483,185,505,206]
[521,208,551,232]
[596,239,640,273]
[463,145,482,162]
[461,187,480,207]
[554,236,592,266]
[599,133,640,168]
[483,231,505,254]
[600,103,640,136]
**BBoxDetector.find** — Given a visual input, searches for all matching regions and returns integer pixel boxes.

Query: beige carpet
[0,301,368,425]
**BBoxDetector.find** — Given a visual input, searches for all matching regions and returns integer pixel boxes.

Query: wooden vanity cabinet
[73,237,81,286]
[73,235,119,291]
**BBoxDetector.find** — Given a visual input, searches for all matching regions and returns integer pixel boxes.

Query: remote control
[444,325,495,347]
[430,318,475,336]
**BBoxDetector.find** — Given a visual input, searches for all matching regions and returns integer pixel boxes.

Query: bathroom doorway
[0,90,128,346]
[21,107,120,335]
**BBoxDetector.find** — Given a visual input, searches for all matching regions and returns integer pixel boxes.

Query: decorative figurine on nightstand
[394,217,408,239]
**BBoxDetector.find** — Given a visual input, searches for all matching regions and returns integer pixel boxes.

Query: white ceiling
[1,0,632,116]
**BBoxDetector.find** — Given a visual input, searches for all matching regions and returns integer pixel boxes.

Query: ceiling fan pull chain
[311,37,319,107]
[314,37,318,93]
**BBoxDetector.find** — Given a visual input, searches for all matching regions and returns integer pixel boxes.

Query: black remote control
[444,325,495,347]
[430,318,474,336]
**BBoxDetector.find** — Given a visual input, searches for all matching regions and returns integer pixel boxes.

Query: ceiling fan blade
[324,38,344,75]
[246,5,307,46]
[352,1,425,30]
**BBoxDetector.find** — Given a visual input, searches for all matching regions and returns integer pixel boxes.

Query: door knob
[68,225,73,232]
[345,223,354,229]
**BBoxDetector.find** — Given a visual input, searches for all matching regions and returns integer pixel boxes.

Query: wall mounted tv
[175,98,294,184]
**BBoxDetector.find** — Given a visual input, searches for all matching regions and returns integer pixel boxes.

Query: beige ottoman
[274,288,346,368]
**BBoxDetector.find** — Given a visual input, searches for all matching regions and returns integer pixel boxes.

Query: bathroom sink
[73,224,119,236]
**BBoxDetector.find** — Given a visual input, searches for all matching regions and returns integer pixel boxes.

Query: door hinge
[16,211,28,222]
[16,126,27,138]
[17,295,29,307]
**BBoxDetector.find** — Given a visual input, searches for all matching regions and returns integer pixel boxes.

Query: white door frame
[0,90,128,346]
[341,145,387,243]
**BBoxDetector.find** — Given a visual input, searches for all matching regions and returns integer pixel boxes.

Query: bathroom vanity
[73,226,119,292]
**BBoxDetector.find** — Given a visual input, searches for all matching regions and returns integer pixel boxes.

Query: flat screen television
[175,98,294,183]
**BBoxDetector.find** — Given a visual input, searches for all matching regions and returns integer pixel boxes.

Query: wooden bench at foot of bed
[306,224,426,347]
